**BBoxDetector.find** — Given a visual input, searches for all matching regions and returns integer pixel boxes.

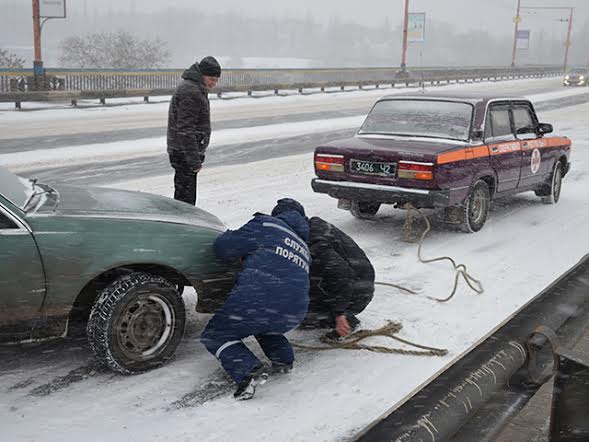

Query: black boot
[233,366,269,401]
[271,362,293,374]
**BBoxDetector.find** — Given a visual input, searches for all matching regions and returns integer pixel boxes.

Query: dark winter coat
[307,217,375,316]
[213,210,311,325]
[167,63,211,171]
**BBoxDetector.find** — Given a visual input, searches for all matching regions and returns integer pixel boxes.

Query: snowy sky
[1,0,587,30]
[67,0,589,30]
[1,0,588,67]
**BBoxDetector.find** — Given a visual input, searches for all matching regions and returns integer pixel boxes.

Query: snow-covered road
[0,76,576,141]
[2,77,589,186]
[1,79,589,442]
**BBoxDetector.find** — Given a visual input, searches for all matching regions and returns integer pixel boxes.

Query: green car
[0,166,233,374]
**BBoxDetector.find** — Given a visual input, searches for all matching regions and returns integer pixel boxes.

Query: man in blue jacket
[201,198,311,400]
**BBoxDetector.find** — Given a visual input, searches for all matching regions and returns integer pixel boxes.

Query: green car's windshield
[359,99,474,141]
[0,167,35,210]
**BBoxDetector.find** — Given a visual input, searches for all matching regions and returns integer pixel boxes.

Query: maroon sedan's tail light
[397,161,434,180]
[315,153,344,173]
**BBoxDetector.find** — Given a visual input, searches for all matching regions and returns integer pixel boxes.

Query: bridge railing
[0,65,564,107]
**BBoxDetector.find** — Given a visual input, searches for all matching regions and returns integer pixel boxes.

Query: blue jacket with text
[213,208,311,329]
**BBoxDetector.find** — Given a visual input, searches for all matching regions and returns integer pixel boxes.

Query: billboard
[40,0,66,18]
[408,13,426,42]
[516,30,530,50]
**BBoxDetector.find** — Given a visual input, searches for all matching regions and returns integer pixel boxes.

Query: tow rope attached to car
[294,207,480,356]
[375,204,484,303]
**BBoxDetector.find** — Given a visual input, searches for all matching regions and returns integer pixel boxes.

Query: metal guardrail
[0,65,564,107]
[354,253,589,442]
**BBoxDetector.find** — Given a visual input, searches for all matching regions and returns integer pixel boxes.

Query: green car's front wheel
[87,272,186,374]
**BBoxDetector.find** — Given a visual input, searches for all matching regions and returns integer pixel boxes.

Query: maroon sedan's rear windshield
[359,99,474,141]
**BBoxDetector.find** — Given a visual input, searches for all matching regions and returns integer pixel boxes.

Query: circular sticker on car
[531,149,541,174]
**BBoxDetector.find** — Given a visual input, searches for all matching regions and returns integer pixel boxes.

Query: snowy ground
[1,80,589,442]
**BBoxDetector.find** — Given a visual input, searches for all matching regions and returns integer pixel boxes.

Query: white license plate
[350,160,396,176]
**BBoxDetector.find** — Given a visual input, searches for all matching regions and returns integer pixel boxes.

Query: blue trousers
[201,290,304,384]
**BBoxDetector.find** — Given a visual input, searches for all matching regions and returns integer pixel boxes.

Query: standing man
[167,56,221,205]
[201,198,311,400]
[302,216,375,338]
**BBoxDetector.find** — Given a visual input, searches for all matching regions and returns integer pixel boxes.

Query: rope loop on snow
[293,321,448,357]
[375,204,484,303]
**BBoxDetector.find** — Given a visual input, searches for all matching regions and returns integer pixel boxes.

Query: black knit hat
[199,56,221,77]
[271,198,306,217]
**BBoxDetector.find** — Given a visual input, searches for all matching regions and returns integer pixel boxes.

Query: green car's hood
[36,185,226,231]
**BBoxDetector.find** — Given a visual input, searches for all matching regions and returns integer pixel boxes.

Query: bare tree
[0,48,25,68]
[59,31,171,69]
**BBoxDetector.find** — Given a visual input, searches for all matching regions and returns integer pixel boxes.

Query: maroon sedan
[312,92,571,232]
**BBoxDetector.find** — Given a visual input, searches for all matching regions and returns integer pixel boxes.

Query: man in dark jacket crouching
[201,198,310,400]
[167,56,221,205]
[303,217,375,338]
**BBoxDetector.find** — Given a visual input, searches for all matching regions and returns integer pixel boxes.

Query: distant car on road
[563,68,588,86]
[311,92,571,232]
[0,166,233,373]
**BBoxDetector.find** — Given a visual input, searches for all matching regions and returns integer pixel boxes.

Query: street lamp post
[511,0,521,67]
[30,0,67,89]
[401,0,409,71]
[32,0,43,76]
[518,5,575,74]
[563,8,573,73]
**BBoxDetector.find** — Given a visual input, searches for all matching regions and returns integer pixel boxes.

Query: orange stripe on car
[437,150,466,164]
[489,141,520,156]
[437,145,489,164]
[437,137,571,165]
[521,136,571,150]
[470,145,490,159]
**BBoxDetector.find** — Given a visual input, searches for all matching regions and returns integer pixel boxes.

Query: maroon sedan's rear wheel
[350,201,381,219]
[460,180,490,233]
